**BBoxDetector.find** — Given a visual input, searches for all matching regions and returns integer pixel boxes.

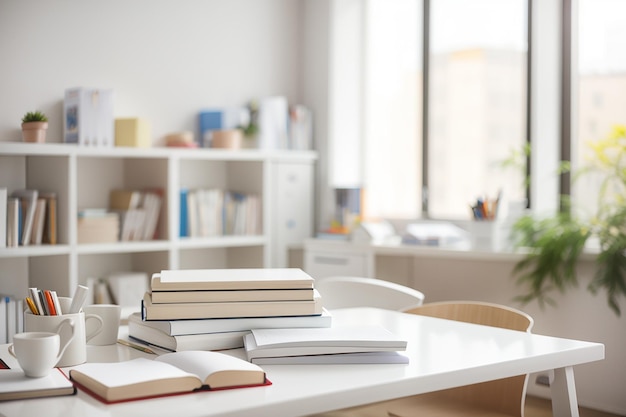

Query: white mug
[24,297,103,367]
[9,331,74,377]
[83,304,121,346]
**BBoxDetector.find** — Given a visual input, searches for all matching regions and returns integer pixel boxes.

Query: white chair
[315,276,425,311]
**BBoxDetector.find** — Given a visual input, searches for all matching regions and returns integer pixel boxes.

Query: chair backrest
[404,301,534,417]
[315,276,425,311]
[404,300,533,332]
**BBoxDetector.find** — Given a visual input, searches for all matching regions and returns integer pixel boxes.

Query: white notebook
[244,325,407,361]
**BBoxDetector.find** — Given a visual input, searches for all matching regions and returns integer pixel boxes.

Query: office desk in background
[0,308,604,417]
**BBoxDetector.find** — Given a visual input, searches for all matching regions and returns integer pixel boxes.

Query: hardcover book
[10,189,38,246]
[150,288,315,304]
[141,291,323,321]
[152,268,315,291]
[127,310,332,336]
[69,351,268,403]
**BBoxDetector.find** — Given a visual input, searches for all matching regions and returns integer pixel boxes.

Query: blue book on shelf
[198,107,246,148]
[179,189,188,238]
[198,110,222,147]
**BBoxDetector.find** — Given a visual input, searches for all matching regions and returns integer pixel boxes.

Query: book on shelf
[140,190,162,240]
[183,188,261,237]
[127,309,332,336]
[69,350,269,404]
[243,325,407,361]
[129,319,248,351]
[30,197,46,245]
[150,288,315,304]
[77,210,119,244]
[41,192,57,245]
[0,368,76,401]
[251,351,409,365]
[141,290,323,320]
[106,271,149,308]
[0,188,6,248]
[152,268,315,292]
[6,198,19,248]
[11,189,38,245]
[109,188,162,241]
[179,188,189,237]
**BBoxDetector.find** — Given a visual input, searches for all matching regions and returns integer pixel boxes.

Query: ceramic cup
[83,304,121,346]
[8,331,74,377]
[23,297,103,367]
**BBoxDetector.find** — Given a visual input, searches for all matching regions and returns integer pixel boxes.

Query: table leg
[550,366,579,417]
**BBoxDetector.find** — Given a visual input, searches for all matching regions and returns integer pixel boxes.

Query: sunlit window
[573,0,626,218]
[363,0,422,219]
[427,0,528,219]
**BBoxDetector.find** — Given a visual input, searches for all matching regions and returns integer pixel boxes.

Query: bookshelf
[0,142,316,300]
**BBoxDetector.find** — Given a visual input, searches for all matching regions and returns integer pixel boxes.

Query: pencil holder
[23,297,103,366]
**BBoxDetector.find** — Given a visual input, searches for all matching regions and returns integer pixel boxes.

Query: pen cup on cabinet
[24,297,103,366]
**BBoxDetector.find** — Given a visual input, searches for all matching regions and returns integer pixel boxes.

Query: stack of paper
[243,325,408,364]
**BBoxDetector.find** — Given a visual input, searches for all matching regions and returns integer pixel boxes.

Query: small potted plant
[21,111,49,143]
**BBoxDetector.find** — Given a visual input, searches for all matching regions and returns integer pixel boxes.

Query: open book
[69,350,269,403]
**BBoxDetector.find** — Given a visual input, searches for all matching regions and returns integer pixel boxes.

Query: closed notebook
[244,325,407,360]
[69,350,269,404]
[0,368,76,401]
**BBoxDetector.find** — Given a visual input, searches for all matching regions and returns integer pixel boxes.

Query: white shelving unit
[0,142,316,300]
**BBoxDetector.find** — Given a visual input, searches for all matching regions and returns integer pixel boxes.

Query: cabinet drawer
[304,251,367,279]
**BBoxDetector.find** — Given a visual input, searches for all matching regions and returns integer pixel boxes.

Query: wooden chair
[315,276,425,311]
[386,300,534,417]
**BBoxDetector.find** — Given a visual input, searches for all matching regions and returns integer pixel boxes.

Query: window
[427,0,528,219]
[360,0,528,221]
[362,0,422,219]
[573,0,626,217]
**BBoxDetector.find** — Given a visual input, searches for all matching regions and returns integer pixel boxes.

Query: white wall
[0,0,305,145]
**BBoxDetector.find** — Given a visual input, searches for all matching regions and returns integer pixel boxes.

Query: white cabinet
[0,143,316,299]
[271,161,314,269]
[303,239,371,280]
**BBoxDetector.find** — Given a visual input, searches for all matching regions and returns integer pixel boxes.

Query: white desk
[0,308,604,417]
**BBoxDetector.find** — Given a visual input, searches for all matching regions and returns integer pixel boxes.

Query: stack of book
[129,268,330,352]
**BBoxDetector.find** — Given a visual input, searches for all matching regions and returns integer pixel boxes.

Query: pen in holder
[23,297,103,367]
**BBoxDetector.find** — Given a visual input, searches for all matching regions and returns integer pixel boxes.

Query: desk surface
[0,308,604,417]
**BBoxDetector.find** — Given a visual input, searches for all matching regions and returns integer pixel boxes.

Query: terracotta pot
[21,121,48,143]
[211,129,243,149]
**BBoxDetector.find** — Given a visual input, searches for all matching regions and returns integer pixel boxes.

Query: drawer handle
[314,256,349,266]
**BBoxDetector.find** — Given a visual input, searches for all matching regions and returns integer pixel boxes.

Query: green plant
[511,125,626,316]
[22,111,48,123]
[238,100,259,138]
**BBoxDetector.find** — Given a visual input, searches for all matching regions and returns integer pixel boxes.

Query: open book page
[156,351,265,388]
[69,357,202,402]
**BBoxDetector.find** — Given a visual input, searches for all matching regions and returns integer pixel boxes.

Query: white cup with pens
[24,286,103,367]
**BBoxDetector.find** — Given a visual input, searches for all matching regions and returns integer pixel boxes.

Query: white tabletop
[0,307,604,417]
